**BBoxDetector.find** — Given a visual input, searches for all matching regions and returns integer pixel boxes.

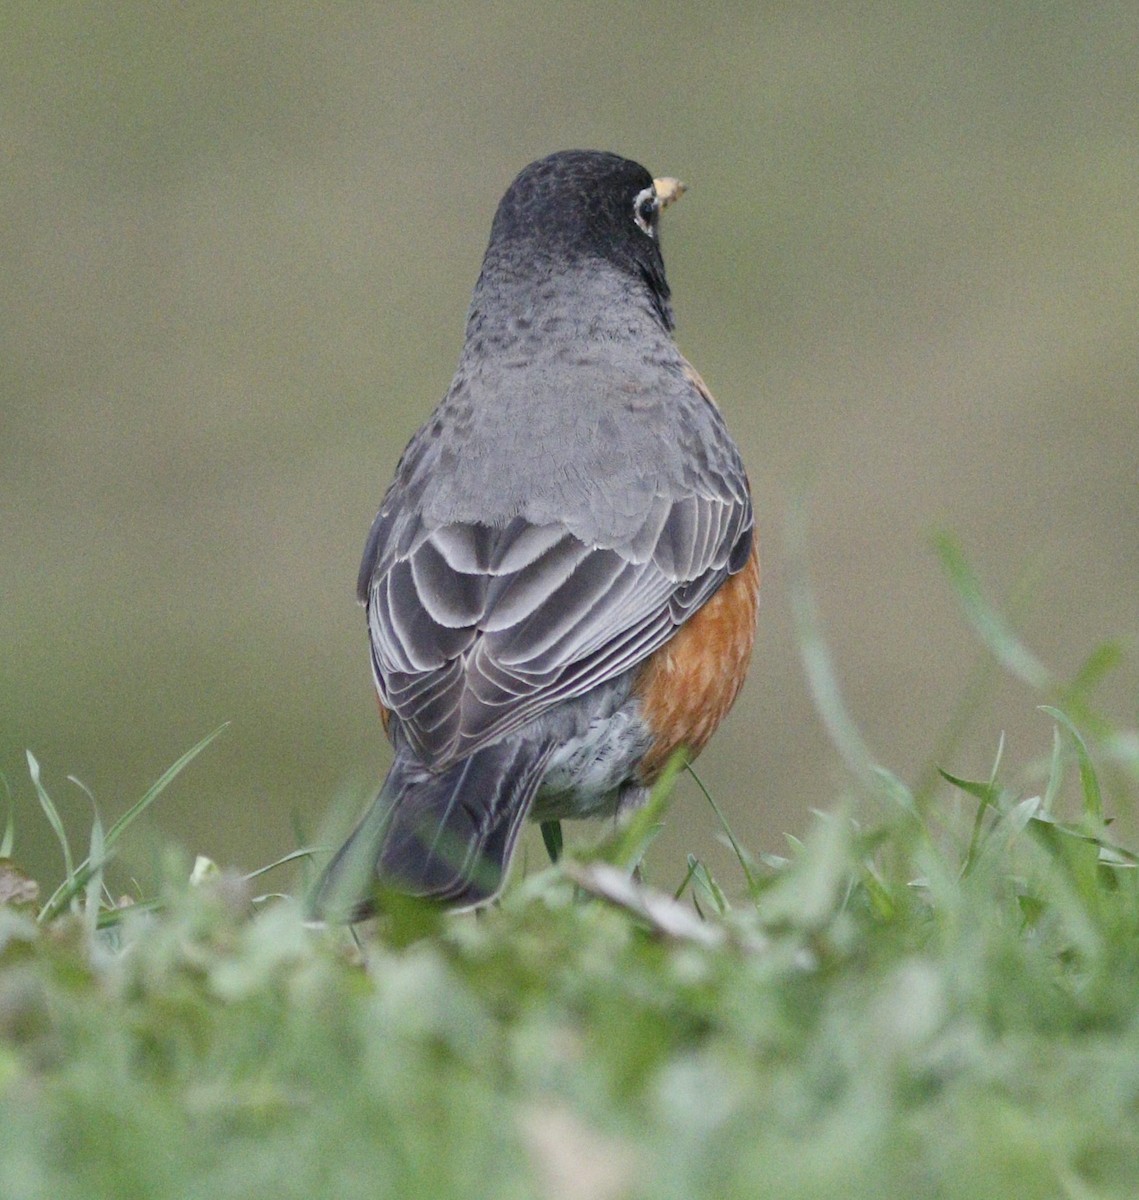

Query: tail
[310,737,552,921]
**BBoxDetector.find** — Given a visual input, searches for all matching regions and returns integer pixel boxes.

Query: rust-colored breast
[631,535,760,781]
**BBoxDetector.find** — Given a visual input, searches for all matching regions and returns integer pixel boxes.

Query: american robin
[313,149,758,919]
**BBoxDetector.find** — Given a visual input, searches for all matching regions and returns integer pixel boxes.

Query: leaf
[947,733,1007,877]
[38,724,228,922]
[83,809,106,934]
[757,808,855,931]
[106,722,229,846]
[1039,707,1104,825]
[0,774,13,859]
[605,748,687,871]
[244,847,321,882]
[687,854,729,916]
[1042,725,1065,813]
[687,765,757,892]
[1003,794,1043,836]
[1027,812,1138,866]
[26,751,74,882]
[540,820,564,864]
[933,533,1051,690]
[786,497,876,783]
[1062,641,1123,702]
[938,767,1000,806]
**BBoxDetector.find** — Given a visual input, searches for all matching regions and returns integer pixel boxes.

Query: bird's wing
[360,377,752,768]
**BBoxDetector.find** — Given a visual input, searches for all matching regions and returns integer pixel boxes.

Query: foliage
[2,545,1138,1199]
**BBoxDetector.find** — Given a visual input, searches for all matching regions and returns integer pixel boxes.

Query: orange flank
[633,536,760,780]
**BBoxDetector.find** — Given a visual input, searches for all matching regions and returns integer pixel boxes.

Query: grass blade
[26,751,74,881]
[933,533,1051,691]
[540,820,564,864]
[786,497,876,785]
[244,846,321,882]
[943,733,1006,877]
[0,773,13,859]
[1042,725,1065,813]
[687,854,729,915]
[95,895,163,931]
[38,724,228,922]
[606,749,688,871]
[1039,706,1104,825]
[105,722,229,847]
[84,809,107,935]
[687,764,757,893]
[672,857,699,901]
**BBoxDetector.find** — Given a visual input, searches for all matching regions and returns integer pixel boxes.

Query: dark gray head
[475,150,684,332]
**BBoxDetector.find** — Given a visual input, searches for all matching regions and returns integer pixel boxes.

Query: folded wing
[361,481,752,767]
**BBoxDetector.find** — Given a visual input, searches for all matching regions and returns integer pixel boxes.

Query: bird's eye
[632,186,658,236]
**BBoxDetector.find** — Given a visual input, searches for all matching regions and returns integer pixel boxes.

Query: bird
[312,149,758,920]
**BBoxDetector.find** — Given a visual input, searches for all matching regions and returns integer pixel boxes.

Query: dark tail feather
[310,738,552,921]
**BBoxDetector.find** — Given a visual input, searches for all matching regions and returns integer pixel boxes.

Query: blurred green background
[4,2,1138,888]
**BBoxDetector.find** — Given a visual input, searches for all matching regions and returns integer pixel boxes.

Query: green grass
[2,544,1139,1199]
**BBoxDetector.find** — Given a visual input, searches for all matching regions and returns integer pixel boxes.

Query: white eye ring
[632,186,658,236]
